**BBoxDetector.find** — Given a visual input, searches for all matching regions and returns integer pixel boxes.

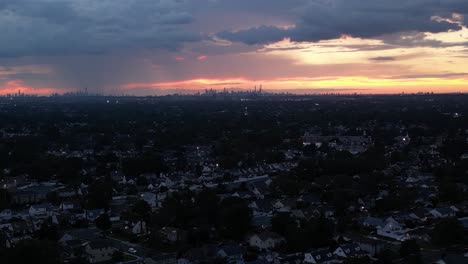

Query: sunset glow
[1,0,468,95]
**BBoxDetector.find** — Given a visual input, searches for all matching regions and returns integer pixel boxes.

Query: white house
[130,221,147,235]
[29,204,53,218]
[60,201,76,211]
[373,217,412,241]
[159,227,188,245]
[333,243,368,258]
[304,249,339,264]
[140,192,158,208]
[0,209,12,220]
[85,240,116,263]
[429,207,458,218]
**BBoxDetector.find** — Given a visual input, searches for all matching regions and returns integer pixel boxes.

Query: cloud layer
[218,0,468,45]
[0,0,199,57]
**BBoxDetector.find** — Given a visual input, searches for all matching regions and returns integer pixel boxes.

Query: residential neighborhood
[0,94,467,263]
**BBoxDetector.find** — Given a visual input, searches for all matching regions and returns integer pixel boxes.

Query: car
[128,248,137,254]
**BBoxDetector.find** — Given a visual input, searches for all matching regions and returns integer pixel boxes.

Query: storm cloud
[0,0,200,57]
[218,0,468,45]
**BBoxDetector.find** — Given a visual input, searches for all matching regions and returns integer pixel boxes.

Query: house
[29,203,54,218]
[377,225,410,241]
[59,233,75,244]
[180,244,218,264]
[129,221,147,235]
[85,240,116,263]
[62,239,87,262]
[361,216,399,230]
[217,244,246,262]
[304,249,339,264]
[344,234,390,256]
[361,216,410,241]
[12,184,55,204]
[140,192,158,208]
[0,209,12,220]
[273,199,296,212]
[382,217,402,231]
[333,243,368,258]
[409,209,429,222]
[250,199,273,216]
[232,190,257,200]
[429,207,458,218]
[60,201,78,211]
[249,231,285,250]
[160,227,187,244]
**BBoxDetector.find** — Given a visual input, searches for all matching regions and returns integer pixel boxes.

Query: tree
[375,250,398,264]
[432,218,464,246]
[399,239,422,263]
[0,189,11,210]
[38,221,60,240]
[271,212,295,236]
[438,181,464,203]
[96,213,112,230]
[400,240,420,257]
[87,180,113,209]
[1,239,61,264]
[218,197,252,240]
[133,200,151,219]
[136,176,148,186]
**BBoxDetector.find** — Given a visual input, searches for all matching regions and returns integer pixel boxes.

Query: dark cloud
[0,0,200,57]
[218,26,288,45]
[218,0,468,45]
[369,56,396,61]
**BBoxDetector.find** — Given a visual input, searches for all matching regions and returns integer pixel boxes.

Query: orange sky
[118,32,468,95]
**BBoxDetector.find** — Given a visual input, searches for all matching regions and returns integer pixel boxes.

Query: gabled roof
[338,243,366,256]
[432,207,455,215]
[310,249,336,263]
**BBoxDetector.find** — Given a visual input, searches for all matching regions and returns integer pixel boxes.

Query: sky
[1,0,468,95]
